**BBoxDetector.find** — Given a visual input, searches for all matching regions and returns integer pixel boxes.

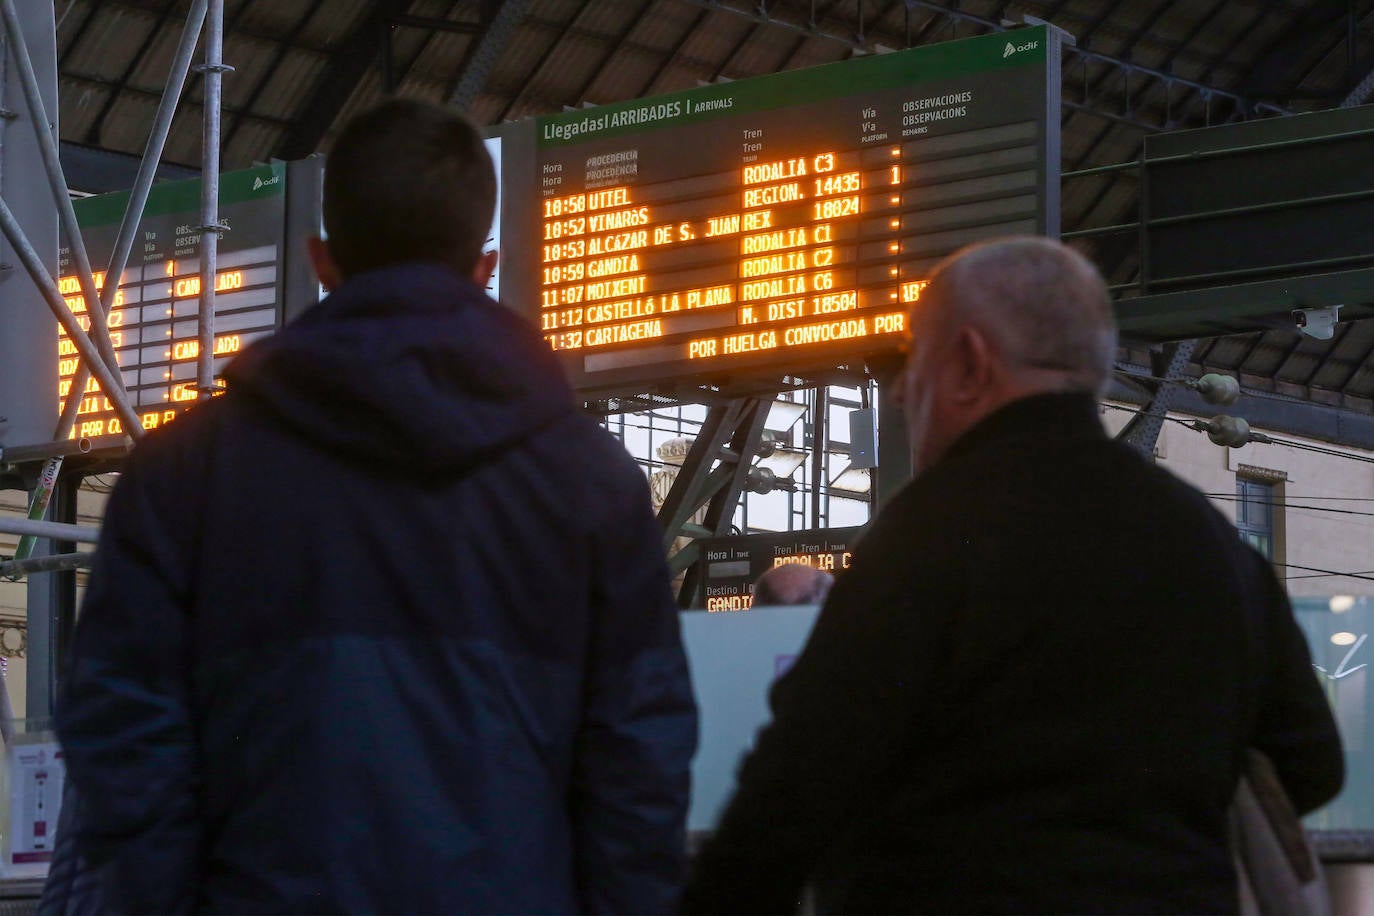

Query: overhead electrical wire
[1101,403,1374,464]
[1258,435,1374,464]
[1206,494,1374,501]
[1205,495,1374,519]
[1275,563,1374,583]
[608,402,1373,561]
[1101,403,1374,584]
[1285,569,1374,581]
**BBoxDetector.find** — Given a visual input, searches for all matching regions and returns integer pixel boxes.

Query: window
[1236,477,1275,560]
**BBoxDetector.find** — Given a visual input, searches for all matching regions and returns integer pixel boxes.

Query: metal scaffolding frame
[197,0,228,401]
[656,398,772,606]
[0,0,230,716]
[607,378,876,608]
[55,0,209,441]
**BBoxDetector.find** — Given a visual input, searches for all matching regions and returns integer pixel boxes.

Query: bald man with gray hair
[898,236,1118,477]
[686,237,1341,915]
[924,236,1117,390]
[752,563,835,607]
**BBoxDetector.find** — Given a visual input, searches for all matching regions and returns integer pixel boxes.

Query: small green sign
[72,161,287,227]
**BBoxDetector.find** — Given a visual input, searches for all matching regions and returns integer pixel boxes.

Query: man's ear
[307,236,342,292]
[472,249,499,291]
[947,323,998,405]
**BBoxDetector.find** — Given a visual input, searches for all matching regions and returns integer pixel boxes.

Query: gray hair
[752,564,835,607]
[925,237,1118,396]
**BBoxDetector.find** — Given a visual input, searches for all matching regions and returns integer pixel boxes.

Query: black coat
[56,263,698,913]
[684,392,1342,915]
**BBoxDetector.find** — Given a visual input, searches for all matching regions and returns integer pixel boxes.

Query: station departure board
[56,164,286,438]
[494,26,1057,395]
[697,526,862,612]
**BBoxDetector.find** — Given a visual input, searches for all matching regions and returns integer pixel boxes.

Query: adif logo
[251,174,280,191]
[1003,42,1016,58]
[1003,39,1039,58]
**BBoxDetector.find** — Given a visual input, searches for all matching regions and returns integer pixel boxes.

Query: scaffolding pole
[55,0,209,442]
[0,196,144,437]
[0,437,93,464]
[9,453,62,565]
[0,552,95,579]
[0,517,100,545]
[0,0,122,382]
[198,0,229,400]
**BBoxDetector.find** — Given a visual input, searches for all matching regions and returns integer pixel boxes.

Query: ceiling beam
[448,0,530,110]
[1236,0,1349,102]
[222,0,328,152]
[900,6,941,45]
[97,0,331,52]
[1069,0,1275,286]
[383,6,452,93]
[710,16,766,82]
[637,6,713,96]
[565,0,659,106]
[1341,43,1374,107]
[82,0,183,146]
[1067,0,1230,229]
[59,0,105,60]
[1058,0,1187,215]
[1233,332,1272,375]
[1336,332,1374,394]
[1300,321,1352,388]
[753,0,856,88]
[393,13,479,34]
[494,0,596,121]
[274,0,413,160]
[1193,336,1221,367]
[1284,6,1374,104]
[1270,331,1317,384]
[61,71,291,127]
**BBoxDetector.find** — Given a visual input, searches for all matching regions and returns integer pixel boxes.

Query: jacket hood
[225,263,576,474]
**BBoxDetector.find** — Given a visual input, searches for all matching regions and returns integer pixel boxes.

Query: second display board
[56,164,287,439]
[494,26,1060,396]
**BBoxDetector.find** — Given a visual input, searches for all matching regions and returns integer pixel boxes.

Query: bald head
[896,237,1118,474]
[752,564,835,607]
[924,237,1117,396]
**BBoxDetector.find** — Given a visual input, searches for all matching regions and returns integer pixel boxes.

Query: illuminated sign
[495,26,1056,394]
[696,527,861,612]
[56,165,286,438]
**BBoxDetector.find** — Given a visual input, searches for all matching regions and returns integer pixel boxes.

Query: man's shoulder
[1097,435,1235,519]
[523,409,650,495]
[121,395,231,475]
[879,431,1231,537]
[97,398,240,540]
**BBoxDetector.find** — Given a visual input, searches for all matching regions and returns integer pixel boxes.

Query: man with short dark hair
[684,237,1342,914]
[751,564,834,607]
[57,99,697,913]
[314,98,496,281]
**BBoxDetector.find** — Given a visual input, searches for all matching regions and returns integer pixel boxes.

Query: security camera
[1292,305,1342,340]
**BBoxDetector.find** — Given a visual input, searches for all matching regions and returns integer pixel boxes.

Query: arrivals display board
[495,26,1058,395]
[56,164,286,438]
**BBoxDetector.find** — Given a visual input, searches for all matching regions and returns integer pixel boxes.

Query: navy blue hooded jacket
[56,263,698,914]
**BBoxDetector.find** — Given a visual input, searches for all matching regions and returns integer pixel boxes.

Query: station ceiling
[50,0,1374,414]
